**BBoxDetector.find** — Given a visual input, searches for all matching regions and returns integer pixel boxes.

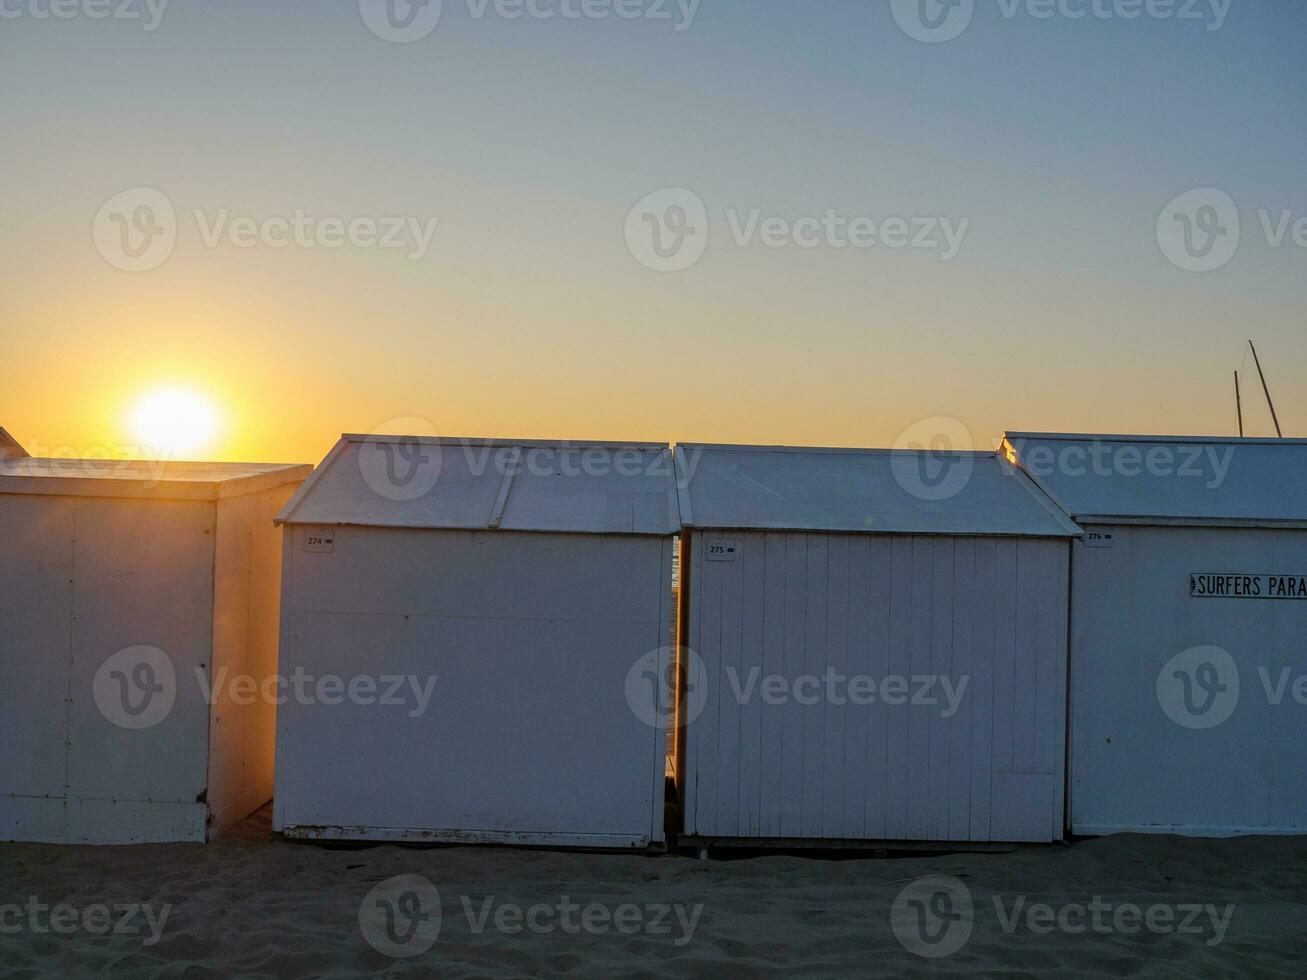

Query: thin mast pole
[1249,341,1283,438]
[1234,371,1244,437]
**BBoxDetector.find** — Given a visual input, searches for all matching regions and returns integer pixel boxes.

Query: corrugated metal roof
[1003,432,1307,526]
[276,435,681,535]
[674,443,1080,537]
[0,428,28,459]
[0,457,311,501]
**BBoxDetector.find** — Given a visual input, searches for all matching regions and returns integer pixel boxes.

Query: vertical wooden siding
[685,530,1069,843]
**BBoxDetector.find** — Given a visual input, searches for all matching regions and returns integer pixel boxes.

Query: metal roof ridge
[1004,431,1307,446]
[2,457,309,479]
[676,442,1003,459]
[339,434,670,451]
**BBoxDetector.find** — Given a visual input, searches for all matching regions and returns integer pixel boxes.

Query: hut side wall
[206,482,300,835]
[1070,524,1307,836]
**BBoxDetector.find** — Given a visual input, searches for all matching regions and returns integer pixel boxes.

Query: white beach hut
[272,435,679,848]
[1004,433,1307,836]
[0,455,310,843]
[672,444,1082,846]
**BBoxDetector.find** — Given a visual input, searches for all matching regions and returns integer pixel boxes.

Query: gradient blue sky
[2,0,1304,462]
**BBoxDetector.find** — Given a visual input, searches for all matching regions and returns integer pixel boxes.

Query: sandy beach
[2,806,1304,978]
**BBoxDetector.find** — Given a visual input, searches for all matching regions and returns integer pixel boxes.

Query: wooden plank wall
[684,530,1069,843]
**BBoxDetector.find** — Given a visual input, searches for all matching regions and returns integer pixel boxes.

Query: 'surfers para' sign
[1190,573,1307,600]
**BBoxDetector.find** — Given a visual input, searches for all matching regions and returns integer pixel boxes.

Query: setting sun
[130,388,220,456]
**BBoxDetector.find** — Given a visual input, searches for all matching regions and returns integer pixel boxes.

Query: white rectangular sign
[1190,572,1307,600]
[303,530,336,553]
[705,539,739,562]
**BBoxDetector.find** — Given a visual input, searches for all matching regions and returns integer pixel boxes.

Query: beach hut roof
[276,435,680,535]
[673,443,1080,537]
[0,456,311,502]
[1003,432,1307,527]
[0,428,28,459]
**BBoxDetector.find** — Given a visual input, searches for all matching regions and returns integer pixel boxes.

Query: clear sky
[2,0,1304,464]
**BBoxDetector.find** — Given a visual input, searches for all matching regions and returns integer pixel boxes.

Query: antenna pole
[1234,371,1244,437]
[1249,341,1283,438]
